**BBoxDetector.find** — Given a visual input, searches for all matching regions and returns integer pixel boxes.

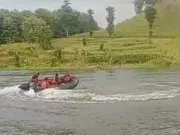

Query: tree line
[0,0,100,46]
[0,0,163,48]
[0,0,117,49]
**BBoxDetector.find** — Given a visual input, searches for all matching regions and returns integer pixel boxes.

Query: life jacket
[41,81,49,88]
[64,75,72,82]
[51,78,56,85]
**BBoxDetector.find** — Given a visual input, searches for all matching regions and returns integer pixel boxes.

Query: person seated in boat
[31,72,40,83]
[63,72,72,83]
[30,72,40,88]
[40,77,50,89]
[51,73,60,86]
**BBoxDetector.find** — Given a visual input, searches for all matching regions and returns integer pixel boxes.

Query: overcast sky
[0,0,136,28]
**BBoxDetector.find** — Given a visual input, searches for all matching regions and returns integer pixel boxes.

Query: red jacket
[64,75,72,82]
[51,77,59,84]
[41,81,49,88]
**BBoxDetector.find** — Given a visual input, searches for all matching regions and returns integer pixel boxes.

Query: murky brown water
[0,69,180,135]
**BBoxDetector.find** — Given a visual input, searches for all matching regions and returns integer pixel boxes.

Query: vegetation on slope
[115,0,180,38]
[77,0,180,38]
[0,37,178,70]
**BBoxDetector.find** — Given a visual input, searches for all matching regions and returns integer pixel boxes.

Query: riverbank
[0,37,180,71]
[0,64,144,71]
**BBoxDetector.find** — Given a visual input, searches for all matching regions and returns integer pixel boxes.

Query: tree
[20,10,34,18]
[144,0,158,6]
[53,9,79,38]
[77,13,90,33]
[2,14,22,43]
[0,10,23,44]
[133,0,145,14]
[10,10,23,42]
[35,8,53,26]
[0,16,4,44]
[0,2,99,43]
[61,0,72,13]
[60,0,78,37]
[133,0,160,14]
[21,15,53,50]
[144,5,157,43]
[106,6,115,37]
[133,0,158,42]
[87,9,98,37]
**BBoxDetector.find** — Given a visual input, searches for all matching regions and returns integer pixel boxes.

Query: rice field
[0,37,179,70]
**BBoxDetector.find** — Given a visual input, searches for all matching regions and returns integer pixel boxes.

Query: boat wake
[0,84,179,104]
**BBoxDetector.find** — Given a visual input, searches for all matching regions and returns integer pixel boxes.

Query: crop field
[0,37,179,70]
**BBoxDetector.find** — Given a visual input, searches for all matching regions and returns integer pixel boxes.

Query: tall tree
[35,8,52,26]
[144,5,157,43]
[133,0,145,14]
[133,0,160,14]
[61,0,72,13]
[0,16,4,44]
[87,9,97,37]
[20,10,34,18]
[144,0,158,6]
[78,13,90,33]
[106,6,115,37]
[2,10,23,44]
[60,0,76,37]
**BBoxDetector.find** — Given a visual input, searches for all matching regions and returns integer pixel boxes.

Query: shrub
[99,43,105,51]
[82,37,87,46]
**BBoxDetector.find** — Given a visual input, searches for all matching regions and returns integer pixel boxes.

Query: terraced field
[0,37,179,69]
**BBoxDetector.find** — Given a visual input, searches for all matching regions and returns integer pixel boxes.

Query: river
[0,69,180,135]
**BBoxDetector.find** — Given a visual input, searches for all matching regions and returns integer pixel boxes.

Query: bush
[14,51,20,67]
[99,43,105,51]
[152,57,172,67]
[82,37,87,46]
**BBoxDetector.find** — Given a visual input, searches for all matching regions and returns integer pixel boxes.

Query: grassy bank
[0,37,180,70]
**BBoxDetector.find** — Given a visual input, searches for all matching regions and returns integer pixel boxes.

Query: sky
[0,0,136,28]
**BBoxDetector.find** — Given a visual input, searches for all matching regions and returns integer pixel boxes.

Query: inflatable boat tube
[57,77,79,90]
[18,76,79,92]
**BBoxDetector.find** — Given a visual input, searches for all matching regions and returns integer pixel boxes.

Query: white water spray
[0,84,180,103]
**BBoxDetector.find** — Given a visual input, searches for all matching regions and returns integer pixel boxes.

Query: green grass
[76,0,180,38]
[1,37,180,70]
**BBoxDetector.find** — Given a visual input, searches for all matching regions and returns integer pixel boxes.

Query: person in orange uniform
[51,73,59,86]
[63,72,72,83]
[41,77,50,89]
[30,72,40,89]
[31,73,40,83]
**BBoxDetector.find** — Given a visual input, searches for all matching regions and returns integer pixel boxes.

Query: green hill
[115,0,180,37]
[78,0,180,38]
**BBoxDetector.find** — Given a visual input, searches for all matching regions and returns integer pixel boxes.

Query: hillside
[77,0,180,38]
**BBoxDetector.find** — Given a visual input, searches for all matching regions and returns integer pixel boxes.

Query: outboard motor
[18,83,30,91]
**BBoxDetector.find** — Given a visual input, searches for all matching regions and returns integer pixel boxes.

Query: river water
[0,69,180,135]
